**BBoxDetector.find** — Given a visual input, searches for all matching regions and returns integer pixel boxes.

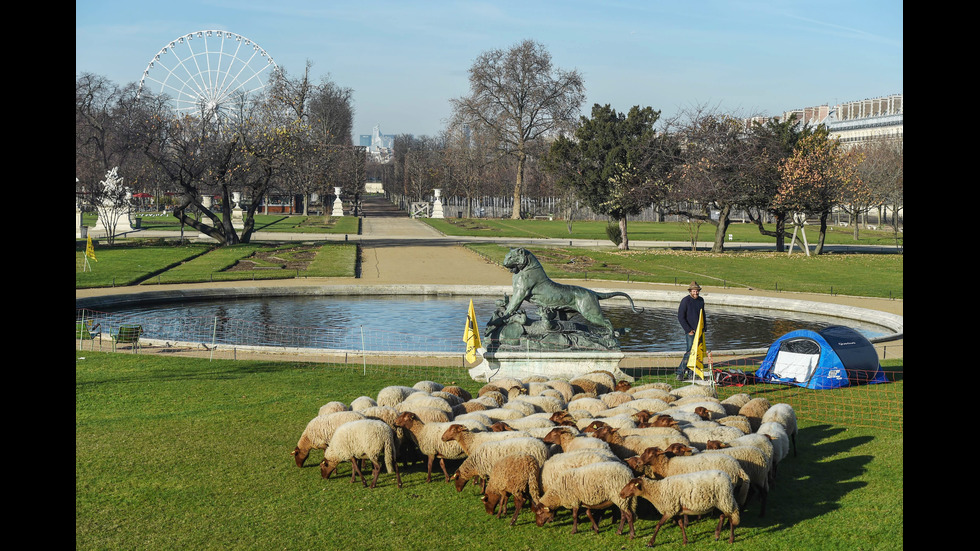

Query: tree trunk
[814,211,830,255]
[710,204,732,253]
[618,216,629,250]
[774,213,786,252]
[511,152,525,219]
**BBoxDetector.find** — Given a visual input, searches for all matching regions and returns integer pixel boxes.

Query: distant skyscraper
[365,124,395,162]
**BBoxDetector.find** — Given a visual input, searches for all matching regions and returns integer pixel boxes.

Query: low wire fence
[76,307,903,432]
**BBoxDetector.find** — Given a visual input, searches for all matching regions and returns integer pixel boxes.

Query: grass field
[75,351,902,550]
[423,217,903,247]
[83,212,360,235]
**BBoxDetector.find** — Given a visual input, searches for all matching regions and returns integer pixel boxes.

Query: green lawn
[76,241,357,287]
[75,351,903,550]
[424,218,903,247]
[466,244,903,299]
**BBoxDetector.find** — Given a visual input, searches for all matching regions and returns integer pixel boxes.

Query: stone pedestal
[332,187,345,217]
[431,188,444,218]
[196,196,214,240]
[468,350,633,383]
[231,192,244,230]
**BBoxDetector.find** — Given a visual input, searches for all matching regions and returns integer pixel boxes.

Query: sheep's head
[481,492,502,515]
[542,427,568,445]
[440,423,467,442]
[633,410,653,424]
[491,421,515,432]
[583,420,608,434]
[531,503,555,526]
[450,471,470,493]
[638,447,663,465]
[320,459,339,479]
[705,440,730,450]
[694,406,712,420]
[664,443,694,457]
[615,380,632,392]
[292,446,309,468]
[649,414,678,428]
[625,456,645,473]
[394,411,418,428]
[620,478,645,499]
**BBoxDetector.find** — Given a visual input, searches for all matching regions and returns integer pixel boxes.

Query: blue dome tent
[755,326,887,389]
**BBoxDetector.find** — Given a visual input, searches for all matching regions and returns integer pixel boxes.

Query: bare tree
[451,39,585,219]
[665,105,758,253]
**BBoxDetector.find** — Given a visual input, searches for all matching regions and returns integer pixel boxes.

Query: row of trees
[76,61,364,245]
[77,40,902,253]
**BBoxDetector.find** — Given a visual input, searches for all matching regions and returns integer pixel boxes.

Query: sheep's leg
[350,457,368,487]
[585,508,601,533]
[438,457,450,482]
[498,491,510,520]
[368,459,381,489]
[647,514,672,547]
[728,514,736,543]
[425,455,435,483]
[715,514,724,540]
[570,506,580,534]
[678,515,688,545]
[393,457,403,489]
[510,494,524,526]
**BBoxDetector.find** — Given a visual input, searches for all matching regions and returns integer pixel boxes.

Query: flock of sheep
[291,370,798,546]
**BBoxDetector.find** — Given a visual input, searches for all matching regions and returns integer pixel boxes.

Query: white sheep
[317,401,349,415]
[376,385,420,408]
[760,403,798,457]
[531,460,637,538]
[350,396,378,411]
[681,424,747,450]
[567,396,609,417]
[480,453,544,525]
[703,441,772,517]
[627,445,751,508]
[756,421,791,467]
[719,393,752,416]
[319,419,402,489]
[539,448,622,493]
[291,410,366,467]
[619,471,740,546]
[542,426,612,454]
[592,425,691,460]
[412,380,444,393]
[669,383,717,400]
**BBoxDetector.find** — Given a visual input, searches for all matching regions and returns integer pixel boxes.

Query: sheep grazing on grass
[350,396,378,411]
[393,411,469,483]
[449,436,549,493]
[319,419,402,489]
[480,454,543,525]
[760,403,798,457]
[703,440,772,517]
[291,410,366,467]
[531,460,637,539]
[626,446,751,508]
[756,421,791,469]
[620,471,740,546]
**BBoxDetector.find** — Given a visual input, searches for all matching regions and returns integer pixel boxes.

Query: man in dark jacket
[676,281,705,380]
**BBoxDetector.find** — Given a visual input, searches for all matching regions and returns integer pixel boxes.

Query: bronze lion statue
[491,247,638,335]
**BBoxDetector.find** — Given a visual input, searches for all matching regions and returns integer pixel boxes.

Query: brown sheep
[480,454,543,525]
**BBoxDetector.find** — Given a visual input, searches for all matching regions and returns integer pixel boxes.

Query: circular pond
[93,292,893,354]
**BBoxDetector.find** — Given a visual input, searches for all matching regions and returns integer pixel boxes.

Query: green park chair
[111,324,144,353]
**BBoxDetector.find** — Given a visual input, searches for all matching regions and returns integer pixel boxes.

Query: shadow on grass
[734,423,874,540]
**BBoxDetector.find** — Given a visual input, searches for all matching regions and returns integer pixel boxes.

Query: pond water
[96,295,891,354]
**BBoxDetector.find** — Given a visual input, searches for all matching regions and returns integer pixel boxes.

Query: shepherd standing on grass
[676,281,706,381]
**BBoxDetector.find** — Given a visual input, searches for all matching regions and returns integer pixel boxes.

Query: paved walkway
[76,196,902,355]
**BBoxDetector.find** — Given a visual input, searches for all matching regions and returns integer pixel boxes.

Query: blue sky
[76,0,903,139]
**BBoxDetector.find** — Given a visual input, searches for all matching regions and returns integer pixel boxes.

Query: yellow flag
[85,235,97,262]
[463,299,482,363]
[686,309,707,379]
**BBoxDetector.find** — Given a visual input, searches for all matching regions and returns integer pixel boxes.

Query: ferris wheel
[137,30,278,123]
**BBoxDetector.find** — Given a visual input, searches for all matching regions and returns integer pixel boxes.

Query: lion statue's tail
[595,291,643,313]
